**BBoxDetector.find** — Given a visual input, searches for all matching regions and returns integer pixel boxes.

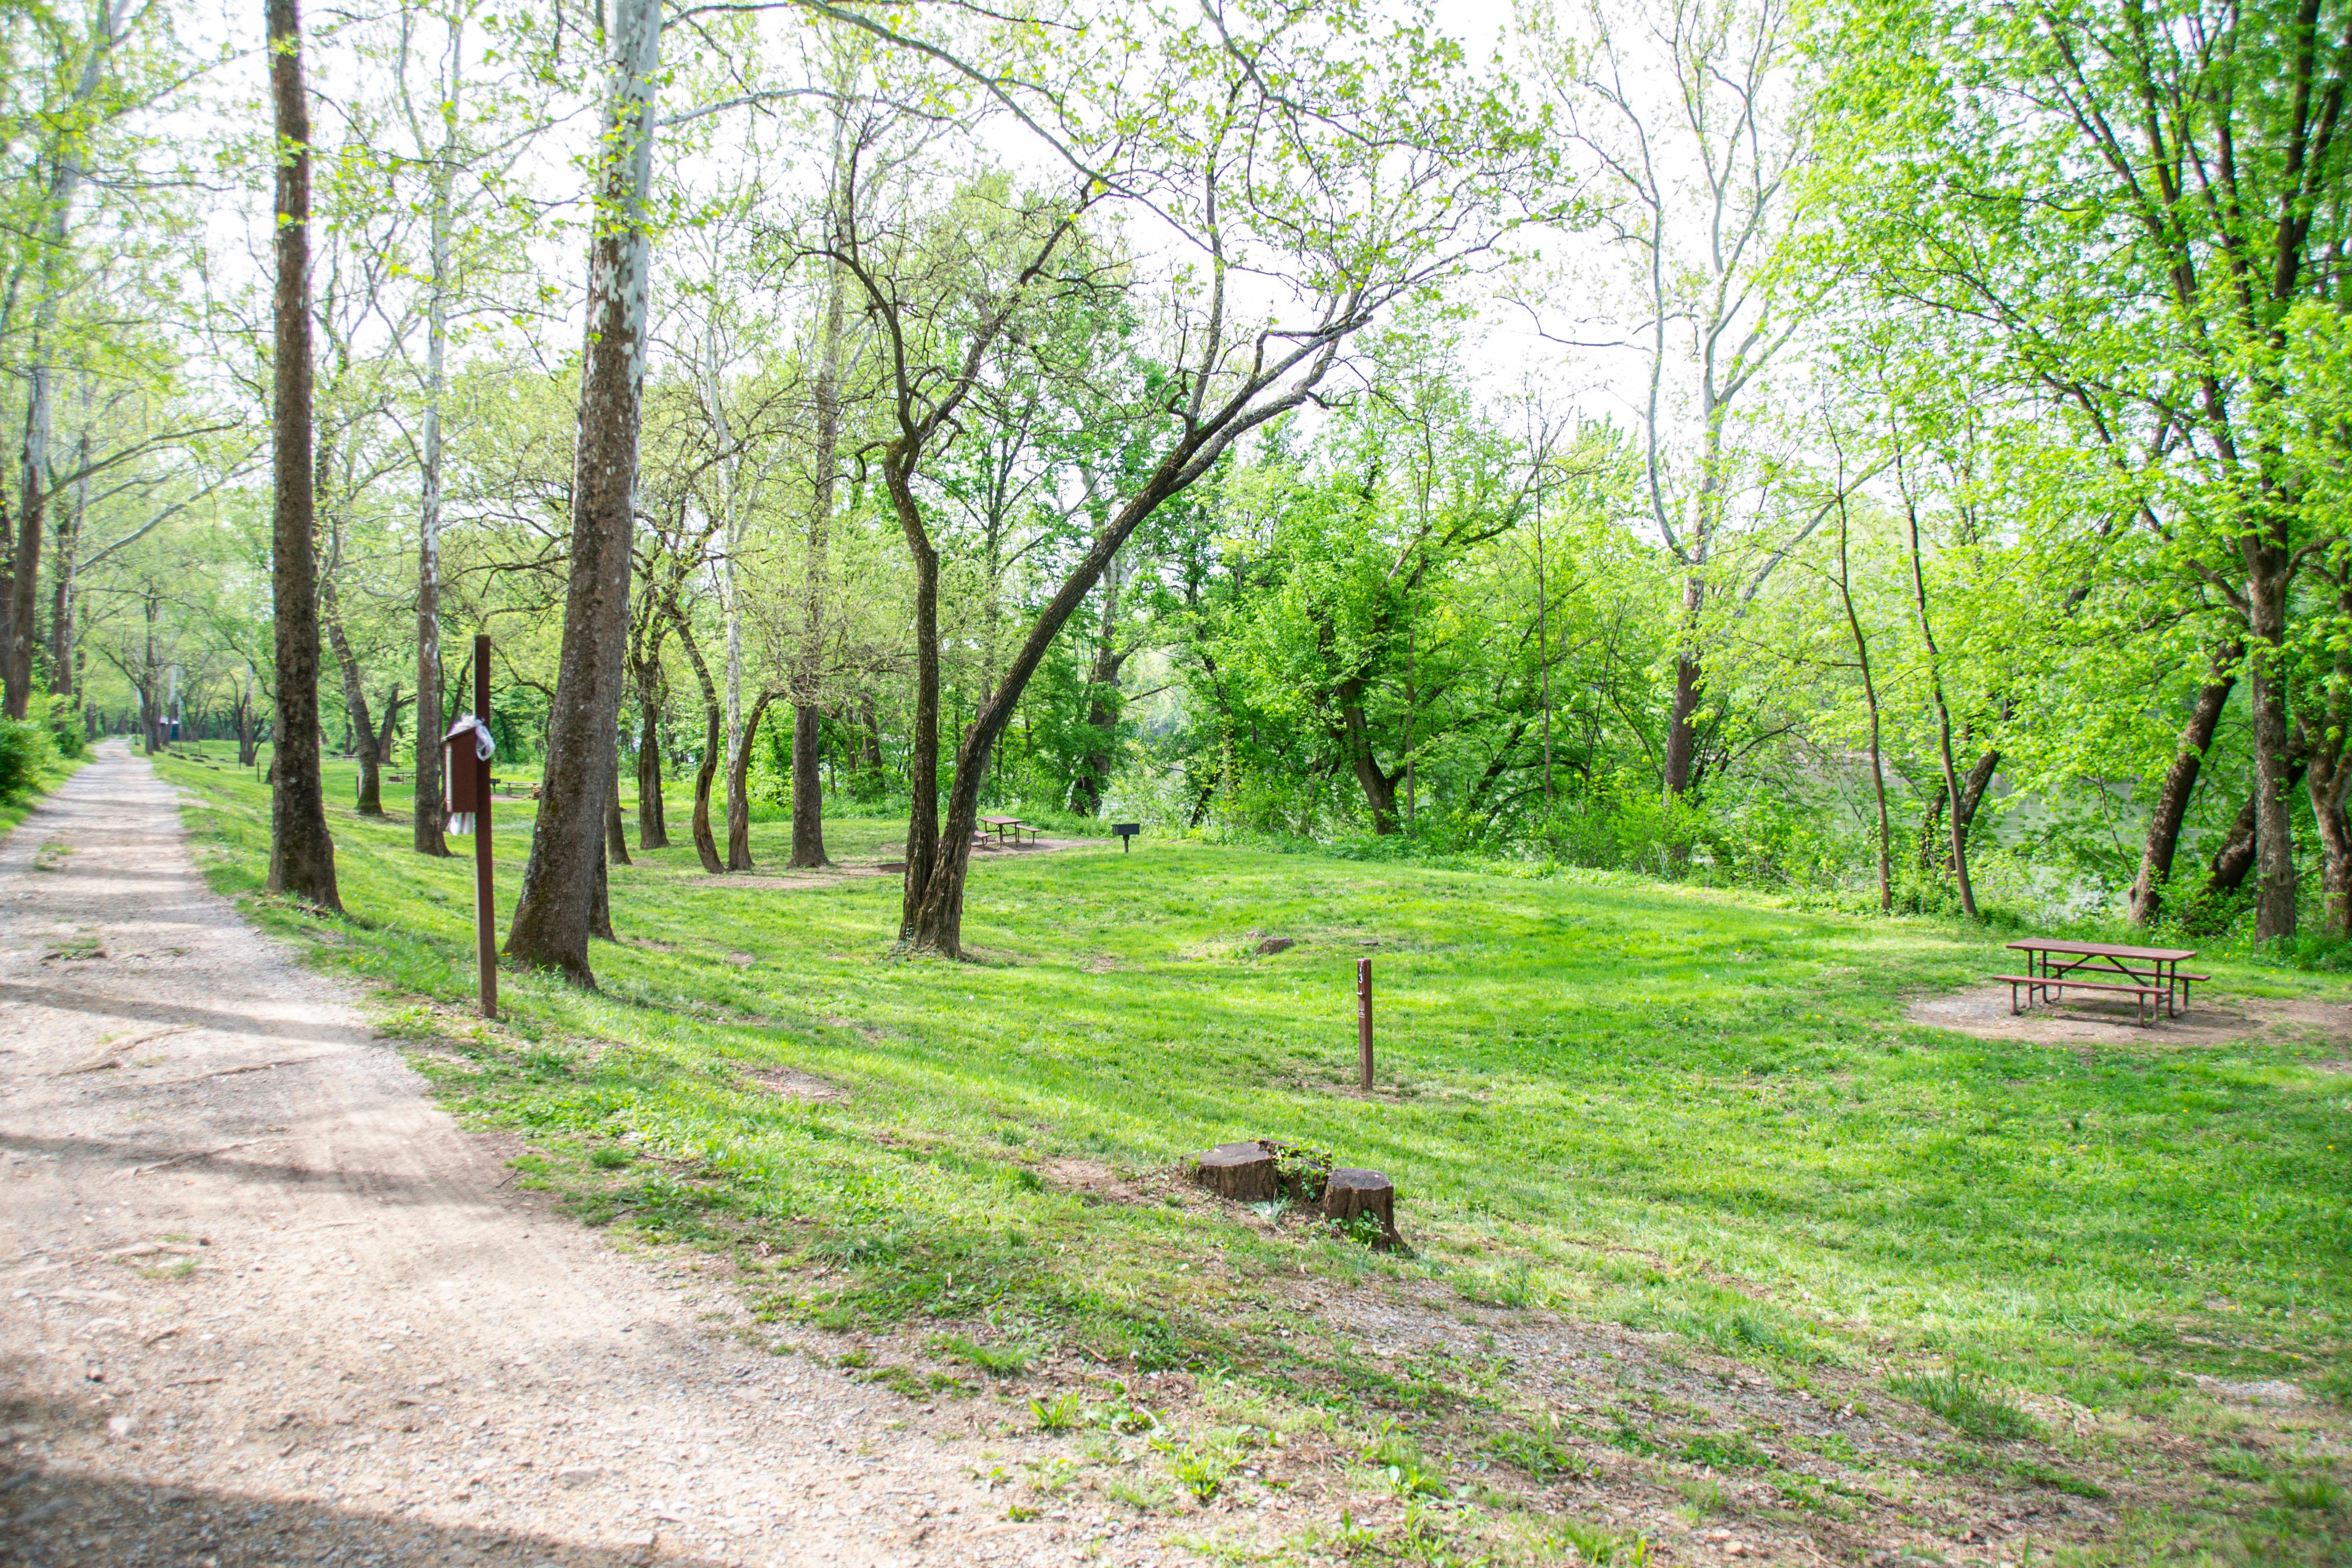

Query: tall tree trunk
[2308,752,2352,937]
[605,749,631,866]
[2127,645,2239,924]
[503,0,660,984]
[2302,598,2352,936]
[1338,694,1400,834]
[235,680,257,767]
[635,690,668,848]
[591,847,614,941]
[1954,746,1999,843]
[1905,501,1976,918]
[2247,567,2299,941]
[46,427,86,702]
[1071,551,1125,817]
[319,574,381,815]
[791,175,850,868]
[669,597,725,874]
[265,0,340,913]
[699,331,755,878]
[3,2,114,720]
[1833,507,1891,913]
[413,81,456,859]
[374,684,405,780]
[728,689,774,870]
[889,455,942,939]
[1660,576,1703,803]
[9,355,50,719]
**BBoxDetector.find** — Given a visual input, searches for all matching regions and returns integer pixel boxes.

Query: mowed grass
[158,743,2352,1430]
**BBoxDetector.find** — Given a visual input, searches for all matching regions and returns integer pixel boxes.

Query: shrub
[42,694,84,759]
[0,716,55,801]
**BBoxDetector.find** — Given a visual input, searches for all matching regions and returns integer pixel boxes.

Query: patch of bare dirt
[1032,1158,1191,1209]
[1908,982,2352,1049]
[738,1065,841,1100]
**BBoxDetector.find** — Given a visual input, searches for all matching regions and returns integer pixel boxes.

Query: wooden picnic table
[977,815,1033,845]
[2000,938,2204,1023]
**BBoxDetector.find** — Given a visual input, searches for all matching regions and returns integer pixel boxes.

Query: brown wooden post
[475,633,496,1019]
[1357,958,1373,1091]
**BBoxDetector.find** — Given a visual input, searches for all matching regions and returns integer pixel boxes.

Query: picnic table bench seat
[1991,972,2166,1026]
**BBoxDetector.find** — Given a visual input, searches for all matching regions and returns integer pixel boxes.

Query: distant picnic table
[977,815,1035,846]
[1996,938,2205,1026]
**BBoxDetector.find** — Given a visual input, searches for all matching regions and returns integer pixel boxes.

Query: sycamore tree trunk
[503,0,660,983]
[792,203,849,869]
[412,122,455,857]
[2127,645,2238,925]
[320,575,381,815]
[264,0,339,912]
[668,596,726,874]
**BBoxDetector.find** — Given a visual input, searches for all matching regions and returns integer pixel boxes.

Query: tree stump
[1322,1168,1400,1250]
[1192,1141,1278,1202]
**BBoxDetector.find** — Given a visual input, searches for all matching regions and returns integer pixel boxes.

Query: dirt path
[0,744,1107,1568]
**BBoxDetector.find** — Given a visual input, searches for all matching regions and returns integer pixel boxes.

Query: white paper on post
[445,715,499,835]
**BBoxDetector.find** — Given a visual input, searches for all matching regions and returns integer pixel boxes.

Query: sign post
[473,634,496,1019]
[1356,958,1373,1091]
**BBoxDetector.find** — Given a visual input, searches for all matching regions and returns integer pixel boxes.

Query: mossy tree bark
[264,0,339,914]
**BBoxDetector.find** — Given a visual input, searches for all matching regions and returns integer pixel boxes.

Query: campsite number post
[446,635,496,1020]
[472,634,496,1019]
[1357,958,1374,1091]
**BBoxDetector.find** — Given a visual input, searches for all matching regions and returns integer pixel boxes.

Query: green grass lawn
[154,740,2352,1562]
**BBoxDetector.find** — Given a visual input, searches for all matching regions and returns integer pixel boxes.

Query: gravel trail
[0,744,1088,1568]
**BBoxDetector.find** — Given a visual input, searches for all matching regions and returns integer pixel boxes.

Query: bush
[43,694,85,759]
[0,716,56,801]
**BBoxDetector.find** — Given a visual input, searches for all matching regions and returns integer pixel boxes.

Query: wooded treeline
[3,0,2346,976]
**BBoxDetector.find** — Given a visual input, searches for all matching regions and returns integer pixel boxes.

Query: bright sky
[179,0,1699,448]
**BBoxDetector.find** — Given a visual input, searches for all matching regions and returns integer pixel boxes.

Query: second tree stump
[1322,1167,1401,1250]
